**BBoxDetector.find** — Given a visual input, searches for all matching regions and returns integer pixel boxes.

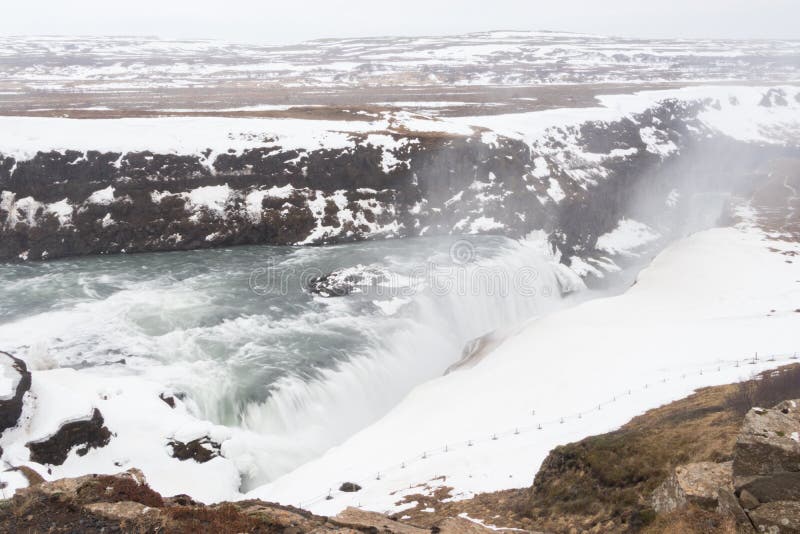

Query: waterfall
[235,234,578,488]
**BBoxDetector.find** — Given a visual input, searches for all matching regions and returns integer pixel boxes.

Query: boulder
[717,488,755,533]
[0,351,32,434]
[307,266,391,298]
[84,501,162,524]
[167,436,221,463]
[652,461,733,513]
[739,489,761,510]
[748,501,800,533]
[733,400,800,503]
[26,408,112,465]
[338,482,362,492]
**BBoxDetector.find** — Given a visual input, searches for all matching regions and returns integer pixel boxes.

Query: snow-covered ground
[1,32,799,93]
[1,85,797,161]
[249,211,800,514]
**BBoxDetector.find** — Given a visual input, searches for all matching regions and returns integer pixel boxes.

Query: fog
[3,0,799,43]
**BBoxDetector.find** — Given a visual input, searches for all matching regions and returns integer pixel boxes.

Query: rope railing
[297,351,799,509]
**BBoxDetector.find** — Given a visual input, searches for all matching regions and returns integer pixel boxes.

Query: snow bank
[596,218,661,256]
[0,113,471,163]
[0,367,245,503]
[250,214,800,514]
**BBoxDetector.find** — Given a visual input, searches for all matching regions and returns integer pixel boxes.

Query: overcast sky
[3,0,799,43]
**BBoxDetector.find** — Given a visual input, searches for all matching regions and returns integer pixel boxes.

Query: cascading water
[0,233,577,488]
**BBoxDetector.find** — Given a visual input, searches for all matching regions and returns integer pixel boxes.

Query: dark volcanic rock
[0,99,742,266]
[159,392,176,408]
[308,265,391,297]
[339,482,362,492]
[0,351,31,435]
[26,408,112,465]
[167,436,221,463]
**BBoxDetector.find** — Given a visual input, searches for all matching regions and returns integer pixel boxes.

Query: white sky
[2,0,799,43]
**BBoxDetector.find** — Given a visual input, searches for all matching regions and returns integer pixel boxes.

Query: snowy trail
[295,352,799,511]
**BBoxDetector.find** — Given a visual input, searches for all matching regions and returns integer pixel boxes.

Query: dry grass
[164,503,264,534]
[642,504,738,534]
[725,364,800,415]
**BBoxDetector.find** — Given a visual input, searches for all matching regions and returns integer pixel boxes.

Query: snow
[0,355,19,401]
[187,184,232,217]
[639,126,678,157]
[0,192,43,228]
[249,215,800,515]
[467,217,505,234]
[450,86,799,154]
[0,116,357,162]
[3,33,799,93]
[596,219,661,256]
[546,178,565,203]
[0,367,247,503]
[45,199,73,226]
[87,185,115,205]
[0,113,461,164]
[459,513,527,532]
[532,157,549,179]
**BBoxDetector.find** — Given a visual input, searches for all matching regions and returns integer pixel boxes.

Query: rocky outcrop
[0,469,492,533]
[26,408,112,465]
[167,436,221,464]
[733,400,800,503]
[652,462,733,513]
[2,97,789,271]
[731,400,800,532]
[0,351,31,435]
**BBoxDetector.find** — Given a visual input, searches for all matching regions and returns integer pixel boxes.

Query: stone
[733,401,800,503]
[748,501,800,533]
[338,482,362,492]
[159,393,176,408]
[84,501,160,523]
[739,488,761,510]
[717,488,754,532]
[652,461,733,513]
[26,408,112,465]
[167,436,221,463]
[739,472,800,504]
